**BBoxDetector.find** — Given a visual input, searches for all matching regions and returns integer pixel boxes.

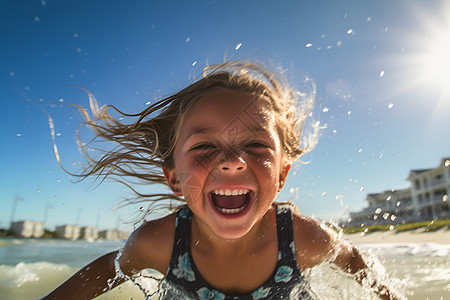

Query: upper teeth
[213,189,249,196]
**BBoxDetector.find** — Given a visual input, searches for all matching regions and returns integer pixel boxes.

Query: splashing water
[108,248,163,299]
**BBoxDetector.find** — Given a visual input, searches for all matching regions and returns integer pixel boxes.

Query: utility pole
[42,202,54,225]
[96,211,101,229]
[76,208,83,226]
[10,194,23,229]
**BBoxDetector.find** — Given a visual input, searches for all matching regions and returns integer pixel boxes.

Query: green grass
[343,219,450,234]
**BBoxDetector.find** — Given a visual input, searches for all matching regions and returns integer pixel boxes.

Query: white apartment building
[99,229,129,240]
[55,225,81,239]
[349,158,450,226]
[80,226,99,240]
[10,220,44,238]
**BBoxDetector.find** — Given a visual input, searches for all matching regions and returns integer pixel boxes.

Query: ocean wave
[358,242,450,257]
[0,261,146,300]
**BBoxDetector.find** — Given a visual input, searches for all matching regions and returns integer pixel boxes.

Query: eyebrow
[183,127,213,142]
[184,125,270,143]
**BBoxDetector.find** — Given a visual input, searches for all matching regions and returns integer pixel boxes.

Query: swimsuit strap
[275,204,300,267]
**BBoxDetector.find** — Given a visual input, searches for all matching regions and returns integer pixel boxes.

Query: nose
[218,153,247,173]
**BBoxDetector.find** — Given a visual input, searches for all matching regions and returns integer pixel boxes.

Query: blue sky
[1,0,450,232]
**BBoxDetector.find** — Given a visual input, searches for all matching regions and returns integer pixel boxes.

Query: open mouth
[210,188,252,214]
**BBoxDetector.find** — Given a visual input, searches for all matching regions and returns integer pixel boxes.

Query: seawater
[1,237,449,299]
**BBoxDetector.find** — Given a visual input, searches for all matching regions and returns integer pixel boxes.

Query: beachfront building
[99,229,129,240]
[409,158,450,220]
[80,227,99,240]
[10,220,44,238]
[55,225,81,240]
[348,158,450,226]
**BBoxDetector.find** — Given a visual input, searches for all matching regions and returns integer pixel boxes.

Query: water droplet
[358,148,363,153]
[9,72,15,76]
[379,70,385,77]
[390,215,396,221]
[134,90,139,95]
[336,40,343,47]
[69,74,74,78]
[34,16,40,22]
[56,133,61,136]
[443,195,448,202]
[326,45,332,50]
[375,208,382,214]
[37,189,41,193]
[41,0,47,5]
[235,43,242,50]
[314,121,320,127]
[373,215,378,220]
[445,160,450,167]
[332,129,337,134]
[360,187,365,192]
[322,192,326,197]
[145,101,151,105]
[16,133,22,137]
[139,207,144,211]
[347,111,351,115]
[25,86,30,91]
[388,103,394,109]
[386,196,391,201]
[347,29,354,35]
[385,26,389,32]
[57,179,61,182]
[76,48,82,52]
[396,201,401,206]
[74,33,79,38]
[367,17,372,22]
[383,213,390,220]
[305,43,312,48]
[192,61,197,66]
[322,107,329,112]
[185,37,191,42]
[389,225,394,231]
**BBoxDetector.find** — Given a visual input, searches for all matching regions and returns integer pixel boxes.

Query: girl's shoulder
[119,212,178,274]
[291,212,336,270]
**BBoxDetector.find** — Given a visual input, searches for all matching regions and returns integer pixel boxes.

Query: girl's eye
[190,143,216,151]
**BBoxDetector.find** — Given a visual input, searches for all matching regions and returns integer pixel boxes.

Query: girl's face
[163,89,290,240]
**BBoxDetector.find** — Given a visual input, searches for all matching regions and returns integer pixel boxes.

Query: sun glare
[420,23,450,88]
[392,2,450,105]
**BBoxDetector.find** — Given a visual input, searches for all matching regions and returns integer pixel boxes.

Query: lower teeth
[217,206,245,214]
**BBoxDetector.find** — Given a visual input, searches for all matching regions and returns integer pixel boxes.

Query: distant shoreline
[344,227,450,244]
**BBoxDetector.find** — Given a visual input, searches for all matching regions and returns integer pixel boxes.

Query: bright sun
[393,2,450,104]
[420,23,450,88]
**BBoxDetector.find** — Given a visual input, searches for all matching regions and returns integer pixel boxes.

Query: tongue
[213,194,247,209]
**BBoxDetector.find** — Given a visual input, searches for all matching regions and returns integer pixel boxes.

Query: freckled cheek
[178,172,205,210]
[252,158,279,184]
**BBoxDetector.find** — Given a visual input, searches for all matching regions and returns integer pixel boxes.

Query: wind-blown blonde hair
[72,60,316,212]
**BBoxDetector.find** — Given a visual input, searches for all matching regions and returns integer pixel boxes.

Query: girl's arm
[331,239,401,300]
[40,213,175,300]
[293,215,402,300]
[40,250,124,300]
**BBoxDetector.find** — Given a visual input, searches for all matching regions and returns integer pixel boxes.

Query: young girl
[41,61,399,300]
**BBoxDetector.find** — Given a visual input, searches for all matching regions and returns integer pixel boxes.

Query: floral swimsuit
[161,204,316,299]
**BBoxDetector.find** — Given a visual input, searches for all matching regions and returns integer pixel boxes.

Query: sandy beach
[344,227,450,244]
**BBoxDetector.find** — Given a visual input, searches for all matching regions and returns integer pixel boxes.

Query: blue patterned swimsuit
[161,204,316,299]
